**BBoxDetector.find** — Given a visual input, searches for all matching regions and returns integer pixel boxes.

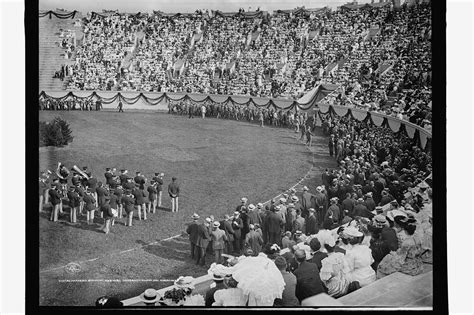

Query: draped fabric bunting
[419,131,428,150]
[39,10,78,19]
[350,108,368,121]
[370,113,385,127]
[332,105,349,117]
[404,123,417,139]
[387,118,402,133]
[318,103,330,114]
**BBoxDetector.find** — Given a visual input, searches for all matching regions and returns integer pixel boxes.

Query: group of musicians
[39,163,180,234]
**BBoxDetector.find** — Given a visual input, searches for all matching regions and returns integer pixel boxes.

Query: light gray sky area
[39,0,378,13]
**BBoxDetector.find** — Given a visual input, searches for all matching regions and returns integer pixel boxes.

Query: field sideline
[38,110,336,306]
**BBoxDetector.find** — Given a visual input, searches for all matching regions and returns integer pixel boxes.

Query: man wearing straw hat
[139,288,160,307]
[205,264,228,306]
[211,221,227,264]
[186,213,200,259]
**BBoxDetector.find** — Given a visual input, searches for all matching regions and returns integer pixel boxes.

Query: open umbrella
[231,255,285,306]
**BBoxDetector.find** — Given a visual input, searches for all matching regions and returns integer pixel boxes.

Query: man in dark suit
[186,213,200,259]
[341,192,355,217]
[308,238,327,271]
[205,272,226,307]
[221,214,234,254]
[134,171,146,190]
[49,184,62,222]
[104,168,114,187]
[314,186,327,225]
[293,249,326,303]
[152,172,164,207]
[264,206,283,246]
[132,184,147,220]
[301,186,314,219]
[196,218,211,266]
[231,211,243,254]
[168,177,180,212]
[305,208,318,235]
[321,169,332,191]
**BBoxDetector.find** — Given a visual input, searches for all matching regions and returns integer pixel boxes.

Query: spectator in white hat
[211,221,227,264]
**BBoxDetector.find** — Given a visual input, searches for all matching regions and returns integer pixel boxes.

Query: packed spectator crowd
[91,109,432,307]
[56,3,431,127]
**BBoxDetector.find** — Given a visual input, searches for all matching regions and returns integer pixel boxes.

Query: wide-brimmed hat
[213,221,220,228]
[373,214,387,227]
[303,186,309,191]
[205,217,212,223]
[342,226,363,238]
[279,197,286,203]
[247,204,256,211]
[316,186,323,192]
[207,263,233,281]
[257,203,263,208]
[174,276,195,290]
[240,197,248,202]
[191,213,200,219]
[233,211,240,216]
[291,196,299,202]
[139,288,160,304]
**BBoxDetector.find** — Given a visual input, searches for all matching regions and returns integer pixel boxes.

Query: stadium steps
[39,14,81,91]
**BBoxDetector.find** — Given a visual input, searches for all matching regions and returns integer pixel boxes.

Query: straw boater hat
[257,203,263,209]
[191,213,200,220]
[213,221,220,228]
[291,196,299,202]
[303,186,309,191]
[139,288,160,304]
[174,276,195,290]
[289,188,296,194]
[247,204,256,211]
[279,197,286,203]
[241,197,248,203]
[316,186,323,192]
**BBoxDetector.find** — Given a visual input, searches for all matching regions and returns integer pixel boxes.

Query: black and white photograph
[24,0,447,310]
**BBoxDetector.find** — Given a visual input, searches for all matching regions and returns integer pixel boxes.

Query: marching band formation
[39,162,180,234]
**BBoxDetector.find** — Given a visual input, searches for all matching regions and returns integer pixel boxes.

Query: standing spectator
[95,99,102,111]
[301,186,313,218]
[66,186,79,224]
[201,104,206,118]
[231,211,244,254]
[117,101,124,112]
[244,224,263,255]
[83,188,96,225]
[211,221,227,264]
[221,214,234,254]
[186,213,200,260]
[196,218,211,266]
[100,196,114,234]
[154,172,164,207]
[306,208,318,235]
[292,210,305,235]
[264,205,284,246]
[168,177,180,212]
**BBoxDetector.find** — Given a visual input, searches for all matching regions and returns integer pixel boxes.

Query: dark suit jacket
[205,282,226,307]
[293,261,325,302]
[310,251,328,271]
[186,222,200,244]
[381,227,398,251]
[231,217,243,239]
[196,224,210,248]
[49,189,62,205]
[264,212,283,234]
[222,220,235,242]
[305,215,318,235]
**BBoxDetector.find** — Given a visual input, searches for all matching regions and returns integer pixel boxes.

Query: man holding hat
[168,177,180,212]
[211,221,227,264]
[186,213,200,259]
[196,218,211,266]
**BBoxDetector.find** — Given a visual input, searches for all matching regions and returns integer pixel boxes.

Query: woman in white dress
[342,226,376,287]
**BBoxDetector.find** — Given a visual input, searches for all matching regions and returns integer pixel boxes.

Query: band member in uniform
[153,173,164,207]
[100,196,114,234]
[114,184,124,218]
[49,183,62,222]
[123,176,135,191]
[132,184,147,220]
[122,190,135,226]
[168,177,180,212]
[87,172,98,207]
[147,180,158,213]
[96,182,109,218]
[67,186,80,223]
[119,169,129,186]
[134,171,146,190]
[75,183,85,215]
[104,168,114,187]
[83,188,97,225]
[109,192,119,226]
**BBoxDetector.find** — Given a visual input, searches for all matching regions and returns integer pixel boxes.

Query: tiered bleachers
[39,13,82,90]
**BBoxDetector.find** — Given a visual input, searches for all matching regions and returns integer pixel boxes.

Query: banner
[39,10,78,19]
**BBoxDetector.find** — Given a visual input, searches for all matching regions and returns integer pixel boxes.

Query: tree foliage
[39,117,74,147]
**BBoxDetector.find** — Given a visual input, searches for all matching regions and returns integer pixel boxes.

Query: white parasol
[231,255,285,305]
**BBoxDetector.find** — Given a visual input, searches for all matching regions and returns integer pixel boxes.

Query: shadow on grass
[136,240,190,262]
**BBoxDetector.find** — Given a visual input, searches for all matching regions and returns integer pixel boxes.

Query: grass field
[38,110,336,306]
